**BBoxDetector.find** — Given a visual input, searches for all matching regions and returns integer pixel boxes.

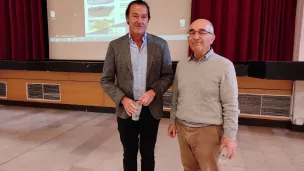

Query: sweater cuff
[170,116,176,125]
[223,129,237,140]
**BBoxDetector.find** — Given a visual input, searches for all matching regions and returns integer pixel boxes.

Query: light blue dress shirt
[129,33,148,100]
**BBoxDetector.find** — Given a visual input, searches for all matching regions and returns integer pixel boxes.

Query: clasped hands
[121,89,155,116]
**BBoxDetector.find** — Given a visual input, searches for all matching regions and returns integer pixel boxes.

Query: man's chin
[191,47,202,52]
[132,31,145,36]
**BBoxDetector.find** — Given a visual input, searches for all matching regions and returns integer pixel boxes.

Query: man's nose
[192,33,200,39]
[137,17,143,23]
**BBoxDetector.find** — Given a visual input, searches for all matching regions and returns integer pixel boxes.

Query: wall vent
[27,83,60,101]
[0,82,7,98]
[162,90,291,117]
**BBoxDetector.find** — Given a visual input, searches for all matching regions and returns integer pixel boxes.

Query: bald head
[188,19,215,60]
[190,19,214,34]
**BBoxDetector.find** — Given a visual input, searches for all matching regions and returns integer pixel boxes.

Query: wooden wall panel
[239,114,290,121]
[61,81,104,106]
[0,71,294,110]
[0,70,69,81]
[238,89,292,95]
[6,79,27,101]
[1,78,104,106]
[103,93,116,107]
[237,77,293,90]
[68,73,101,82]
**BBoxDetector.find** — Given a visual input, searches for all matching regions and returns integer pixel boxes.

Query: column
[292,0,304,126]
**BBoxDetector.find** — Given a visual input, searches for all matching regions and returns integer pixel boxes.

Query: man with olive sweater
[168,19,240,171]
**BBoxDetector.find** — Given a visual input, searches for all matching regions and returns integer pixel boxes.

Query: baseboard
[238,117,291,129]
[0,100,172,118]
[0,100,301,131]
[0,100,115,114]
[163,111,170,118]
[291,124,304,132]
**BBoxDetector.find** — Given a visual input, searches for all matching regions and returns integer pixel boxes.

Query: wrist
[121,96,127,105]
[223,137,236,141]
[149,89,156,96]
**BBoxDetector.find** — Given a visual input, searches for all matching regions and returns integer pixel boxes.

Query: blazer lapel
[122,34,133,77]
[146,33,155,78]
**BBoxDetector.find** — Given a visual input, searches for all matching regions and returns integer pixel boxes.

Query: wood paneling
[61,81,104,106]
[239,114,290,121]
[239,89,292,95]
[103,93,115,107]
[0,71,294,110]
[3,79,104,106]
[0,70,69,80]
[0,70,103,82]
[237,77,293,90]
[6,79,27,101]
[68,73,102,82]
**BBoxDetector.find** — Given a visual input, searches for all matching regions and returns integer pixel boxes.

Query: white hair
[206,23,214,34]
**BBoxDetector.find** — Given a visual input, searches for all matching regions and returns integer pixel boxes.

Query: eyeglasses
[187,29,213,37]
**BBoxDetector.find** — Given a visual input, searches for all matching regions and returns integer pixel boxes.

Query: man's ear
[126,17,129,25]
[210,35,216,44]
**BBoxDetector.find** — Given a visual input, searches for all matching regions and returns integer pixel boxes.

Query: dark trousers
[117,106,160,171]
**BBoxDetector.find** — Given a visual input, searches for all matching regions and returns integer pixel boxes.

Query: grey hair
[206,23,214,34]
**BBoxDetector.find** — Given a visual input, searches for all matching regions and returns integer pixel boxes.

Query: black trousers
[117,106,160,171]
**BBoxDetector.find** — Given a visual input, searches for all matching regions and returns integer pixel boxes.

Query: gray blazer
[101,33,174,119]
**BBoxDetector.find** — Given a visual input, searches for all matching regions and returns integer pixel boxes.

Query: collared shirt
[189,48,214,62]
[129,33,148,100]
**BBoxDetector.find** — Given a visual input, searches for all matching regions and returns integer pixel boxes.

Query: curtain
[0,0,48,60]
[259,0,297,61]
[191,0,297,62]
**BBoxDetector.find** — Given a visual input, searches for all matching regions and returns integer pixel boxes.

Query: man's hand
[168,124,177,138]
[121,96,137,116]
[220,138,237,159]
[139,89,155,106]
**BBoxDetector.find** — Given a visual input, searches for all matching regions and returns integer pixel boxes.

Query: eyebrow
[131,13,147,16]
[189,29,208,32]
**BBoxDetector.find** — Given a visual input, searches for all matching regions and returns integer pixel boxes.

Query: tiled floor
[0,106,303,171]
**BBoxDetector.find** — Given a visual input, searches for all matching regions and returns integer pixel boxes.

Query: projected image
[87,0,114,5]
[47,0,191,61]
[85,0,132,37]
[88,19,116,32]
[48,0,190,43]
[88,6,114,17]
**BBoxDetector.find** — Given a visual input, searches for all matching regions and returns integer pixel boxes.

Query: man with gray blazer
[101,1,174,171]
